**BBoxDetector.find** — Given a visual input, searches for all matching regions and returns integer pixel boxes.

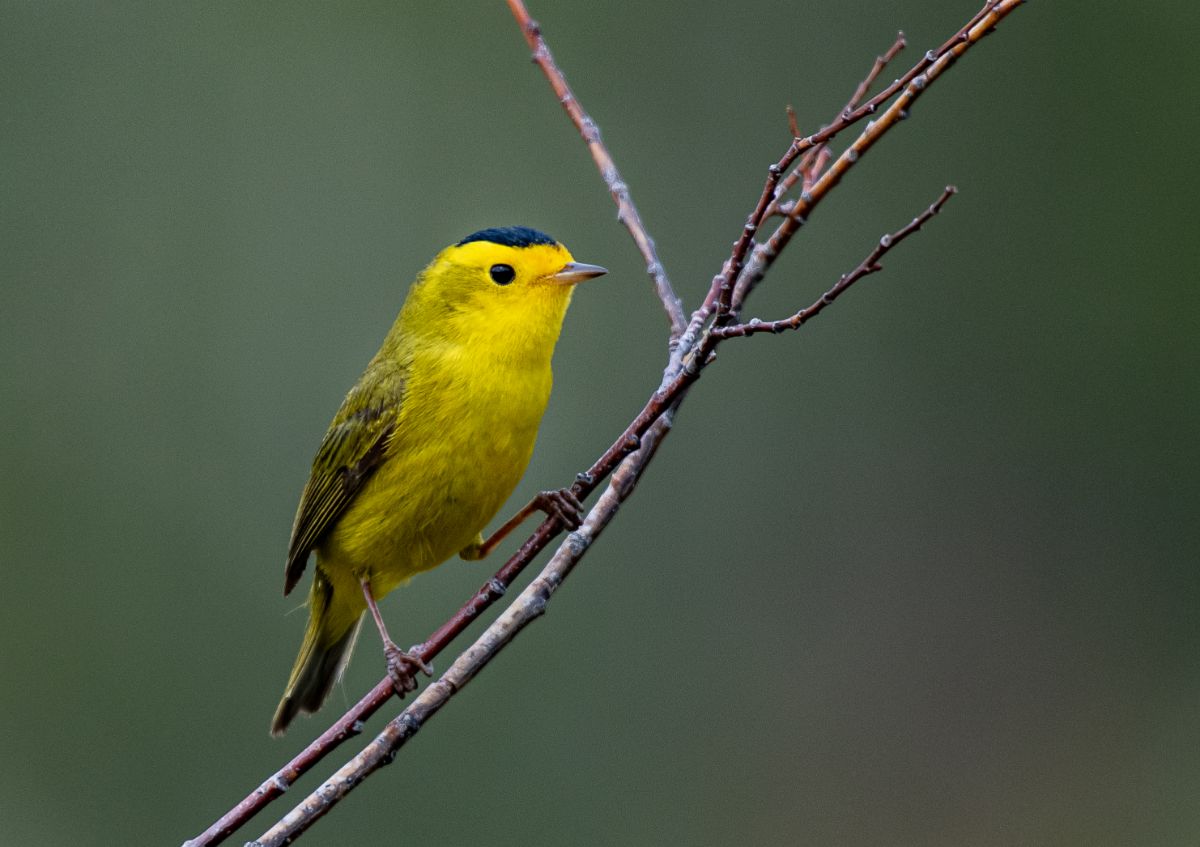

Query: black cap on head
[457,226,558,249]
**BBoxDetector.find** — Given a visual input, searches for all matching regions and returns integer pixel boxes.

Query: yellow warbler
[272,226,606,735]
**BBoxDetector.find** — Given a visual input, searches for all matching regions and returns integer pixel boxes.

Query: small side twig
[715,186,957,340]
[843,30,909,119]
[791,0,1002,158]
[767,30,907,219]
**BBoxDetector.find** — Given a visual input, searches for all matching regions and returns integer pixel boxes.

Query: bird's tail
[271,571,363,736]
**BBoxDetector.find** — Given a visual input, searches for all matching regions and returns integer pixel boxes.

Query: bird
[271,225,607,735]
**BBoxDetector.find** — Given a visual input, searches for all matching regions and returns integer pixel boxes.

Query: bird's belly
[320,365,549,597]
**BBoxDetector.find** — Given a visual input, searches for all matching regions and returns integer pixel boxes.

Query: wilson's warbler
[271,226,606,735]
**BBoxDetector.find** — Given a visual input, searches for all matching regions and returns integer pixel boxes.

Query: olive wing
[284,381,401,596]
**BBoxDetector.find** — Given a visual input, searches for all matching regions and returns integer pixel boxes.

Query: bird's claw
[384,641,432,696]
[534,487,585,530]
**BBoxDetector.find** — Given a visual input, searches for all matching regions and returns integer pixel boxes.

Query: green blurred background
[3,1,1197,844]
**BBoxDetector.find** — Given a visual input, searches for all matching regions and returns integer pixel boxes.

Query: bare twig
[715,186,957,340]
[182,534,554,846]
[802,146,832,193]
[789,0,1003,159]
[786,104,801,138]
[506,0,686,341]
[766,30,907,220]
[732,0,1022,314]
[843,30,909,120]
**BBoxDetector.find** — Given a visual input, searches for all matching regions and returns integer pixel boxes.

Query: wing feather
[283,369,404,595]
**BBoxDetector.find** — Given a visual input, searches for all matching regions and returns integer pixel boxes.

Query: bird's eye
[489,264,516,285]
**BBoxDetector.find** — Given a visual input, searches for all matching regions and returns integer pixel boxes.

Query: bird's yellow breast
[319,337,553,599]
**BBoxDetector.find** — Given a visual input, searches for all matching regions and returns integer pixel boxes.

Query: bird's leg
[360,578,433,695]
[459,488,585,561]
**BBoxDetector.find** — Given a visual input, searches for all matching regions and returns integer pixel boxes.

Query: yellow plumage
[272,227,605,735]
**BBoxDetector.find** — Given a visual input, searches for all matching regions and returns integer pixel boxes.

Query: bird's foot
[534,487,585,530]
[384,640,433,695]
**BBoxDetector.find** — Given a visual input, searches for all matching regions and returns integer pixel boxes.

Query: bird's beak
[550,261,608,285]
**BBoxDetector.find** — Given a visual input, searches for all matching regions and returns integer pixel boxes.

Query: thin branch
[183,527,562,846]
[786,104,801,138]
[712,165,784,323]
[766,30,907,220]
[506,0,686,341]
[707,0,986,324]
[843,30,909,120]
[714,186,956,340]
[802,146,832,193]
[731,0,1022,315]
[790,0,1002,158]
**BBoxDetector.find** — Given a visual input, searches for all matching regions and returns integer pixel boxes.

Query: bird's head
[402,226,607,354]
